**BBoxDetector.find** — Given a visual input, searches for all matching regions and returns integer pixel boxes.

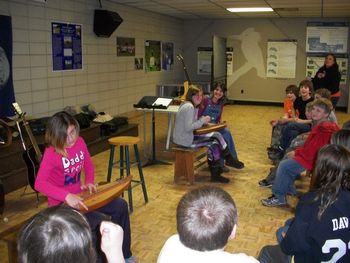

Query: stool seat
[108,136,140,146]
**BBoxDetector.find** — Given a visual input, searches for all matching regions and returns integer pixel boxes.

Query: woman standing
[312,53,341,108]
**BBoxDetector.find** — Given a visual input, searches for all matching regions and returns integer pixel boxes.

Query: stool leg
[107,145,115,182]
[119,146,124,178]
[124,146,133,213]
[134,144,148,203]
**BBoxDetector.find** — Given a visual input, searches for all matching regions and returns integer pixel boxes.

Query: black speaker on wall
[93,9,123,37]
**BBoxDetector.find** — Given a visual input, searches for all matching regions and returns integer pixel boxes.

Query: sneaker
[259,179,272,188]
[220,166,230,173]
[226,159,244,169]
[261,195,287,207]
[211,174,230,183]
[125,256,138,263]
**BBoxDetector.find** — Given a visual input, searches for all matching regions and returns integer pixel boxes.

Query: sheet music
[152,97,172,107]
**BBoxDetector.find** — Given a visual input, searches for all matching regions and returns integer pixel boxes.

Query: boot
[209,161,230,183]
[222,147,244,169]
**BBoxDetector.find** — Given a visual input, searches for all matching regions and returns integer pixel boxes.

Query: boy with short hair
[157,187,258,263]
[261,98,339,207]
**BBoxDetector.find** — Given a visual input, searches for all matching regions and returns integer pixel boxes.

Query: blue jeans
[219,128,237,166]
[280,122,311,152]
[272,158,305,202]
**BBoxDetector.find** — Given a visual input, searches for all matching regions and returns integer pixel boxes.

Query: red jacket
[294,122,339,171]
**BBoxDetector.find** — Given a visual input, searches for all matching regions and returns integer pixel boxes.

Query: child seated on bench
[173,85,238,183]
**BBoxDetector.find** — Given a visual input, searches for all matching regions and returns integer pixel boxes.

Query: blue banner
[0,15,15,117]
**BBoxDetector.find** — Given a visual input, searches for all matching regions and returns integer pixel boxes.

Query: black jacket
[280,190,350,263]
[312,64,341,95]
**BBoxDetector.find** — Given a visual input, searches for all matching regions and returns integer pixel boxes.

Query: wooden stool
[107,136,148,213]
[173,147,207,185]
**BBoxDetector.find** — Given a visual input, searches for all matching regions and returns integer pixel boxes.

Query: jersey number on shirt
[322,239,350,263]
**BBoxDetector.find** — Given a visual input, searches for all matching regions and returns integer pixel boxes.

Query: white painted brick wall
[2,0,184,117]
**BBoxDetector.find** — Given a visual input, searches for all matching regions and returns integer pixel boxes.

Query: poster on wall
[266,40,297,79]
[117,37,135,56]
[52,22,82,71]
[226,48,233,76]
[0,15,15,117]
[306,54,348,84]
[134,58,143,70]
[197,47,212,75]
[145,40,161,72]
[161,42,174,70]
[306,22,349,54]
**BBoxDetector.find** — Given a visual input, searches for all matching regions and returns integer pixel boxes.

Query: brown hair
[177,186,237,251]
[311,144,350,219]
[299,79,314,95]
[315,88,331,100]
[312,98,333,114]
[285,84,299,97]
[185,84,203,107]
[45,111,80,155]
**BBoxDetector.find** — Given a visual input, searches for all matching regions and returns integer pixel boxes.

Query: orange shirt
[283,98,293,118]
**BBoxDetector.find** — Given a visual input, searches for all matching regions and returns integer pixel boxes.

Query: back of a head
[311,144,350,218]
[331,129,350,150]
[176,186,237,251]
[17,205,96,263]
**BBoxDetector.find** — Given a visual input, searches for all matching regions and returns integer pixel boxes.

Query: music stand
[134,96,173,166]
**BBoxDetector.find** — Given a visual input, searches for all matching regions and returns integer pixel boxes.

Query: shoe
[225,159,244,169]
[220,166,230,173]
[267,145,279,152]
[211,174,230,183]
[268,149,283,161]
[125,256,138,263]
[261,195,287,207]
[259,179,272,188]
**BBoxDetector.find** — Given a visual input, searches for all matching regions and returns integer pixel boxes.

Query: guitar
[12,102,44,192]
[176,54,192,100]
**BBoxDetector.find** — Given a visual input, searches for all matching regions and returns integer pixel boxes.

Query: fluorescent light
[226,7,273,13]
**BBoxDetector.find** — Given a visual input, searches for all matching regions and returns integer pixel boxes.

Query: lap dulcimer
[194,122,227,135]
[77,176,132,213]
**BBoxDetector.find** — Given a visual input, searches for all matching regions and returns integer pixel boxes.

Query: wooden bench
[173,147,207,185]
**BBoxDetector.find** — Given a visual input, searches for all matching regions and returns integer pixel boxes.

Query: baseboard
[226,99,283,107]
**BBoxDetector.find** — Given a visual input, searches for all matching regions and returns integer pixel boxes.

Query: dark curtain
[0,15,15,117]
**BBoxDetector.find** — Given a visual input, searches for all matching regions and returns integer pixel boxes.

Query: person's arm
[100,221,124,263]
[79,137,94,186]
[295,118,312,125]
[181,104,207,132]
[327,68,341,94]
[280,196,312,255]
[35,148,71,202]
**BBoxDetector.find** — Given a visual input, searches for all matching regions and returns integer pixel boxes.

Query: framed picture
[117,37,135,56]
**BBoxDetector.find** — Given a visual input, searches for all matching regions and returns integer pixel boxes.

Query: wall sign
[52,22,82,71]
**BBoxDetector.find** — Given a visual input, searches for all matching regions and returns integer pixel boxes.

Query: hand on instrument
[201,115,211,124]
[81,183,97,193]
[65,193,88,211]
[100,221,124,263]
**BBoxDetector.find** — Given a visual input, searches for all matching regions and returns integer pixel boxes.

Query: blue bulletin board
[52,22,82,71]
